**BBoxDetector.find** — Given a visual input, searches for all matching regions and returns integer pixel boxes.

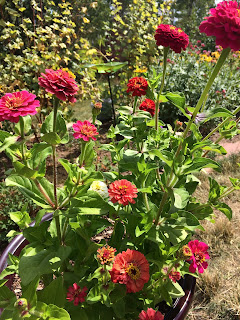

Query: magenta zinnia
[109,249,150,293]
[126,77,148,97]
[199,1,240,51]
[108,179,138,206]
[139,99,156,117]
[66,283,87,306]
[38,69,79,103]
[187,240,210,274]
[0,91,39,123]
[72,120,99,141]
[138,308,164,320]
[155,24,189,53]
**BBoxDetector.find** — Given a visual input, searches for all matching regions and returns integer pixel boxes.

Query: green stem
[219,186,236,200]
[19,116,25,162]
[182,48,231,140]
[79,141,87,167]
[132,96,138,114]
[154,191,168,225]
[155,46,169,132]
[61,217,69,244]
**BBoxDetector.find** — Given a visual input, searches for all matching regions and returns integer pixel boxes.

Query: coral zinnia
[126,77,148,97]
[138,308,164,320]
[108,179,138,206]
[187,240,210,274]
[109,249,149,293]
[0,91,39,123]
[155,24,189,53]
[38,69,79,103]
[139,99,156,117]
[72,120,99,141]
[66,283,87,306]
[199,1,240,51]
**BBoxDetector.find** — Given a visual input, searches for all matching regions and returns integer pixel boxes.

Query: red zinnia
[66,283,87,306]
[72,120,99,141]
[139,99,156,117]
[155,24,189,53]
[187,240,210,274]
[109,249,150,293]
[127,77,148,97]
[38,69,79,103]
[108,179,138,206]
[138,308,164,320]
[0,91,39,123]
[199,1,240,51]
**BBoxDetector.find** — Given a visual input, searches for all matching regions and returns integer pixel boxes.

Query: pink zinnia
[139,99,156,117]
[199,1,240,51]
[38,69,79,103]
[138,308,164,320]
[0,91,39,123]
[155,24,189,53]
[66,283,87,306]
[109,249,150,293]
[108,179,138,206]
[72,120,99,141]
[127,77,148,97]
[187,240,210,274]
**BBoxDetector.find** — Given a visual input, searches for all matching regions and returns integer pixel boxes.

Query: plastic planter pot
[0,213,196,319]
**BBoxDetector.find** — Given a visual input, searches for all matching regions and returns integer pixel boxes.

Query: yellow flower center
[126,263,140,280]
[6,96,23,109]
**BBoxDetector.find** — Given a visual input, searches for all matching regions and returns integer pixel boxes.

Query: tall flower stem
[107,74,116,126]
[52,98,61,241]
[132,96,138,114]
[154,48,231,226]
[155,46,169,132]
[19,116,26,163]
[182,47,231,140]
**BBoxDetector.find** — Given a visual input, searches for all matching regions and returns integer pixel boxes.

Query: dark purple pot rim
[0,213,196,320]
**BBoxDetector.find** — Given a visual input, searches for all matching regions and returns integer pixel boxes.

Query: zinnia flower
[109,249,149,293]
[138,308,164,320]
[38,69,79,103]
[97,245,116,265]
[139,99,156,117]
[199,1,240,51]
[187,240,210,273]
[126,77,148,97]
[72,120,99,141]
[89,181,108,198]
[0,91,39,123]
[155,24,189,53]
[108,179,138,206]
[66,283,87,306]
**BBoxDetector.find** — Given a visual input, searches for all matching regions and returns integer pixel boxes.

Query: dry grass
[186,153,240,320]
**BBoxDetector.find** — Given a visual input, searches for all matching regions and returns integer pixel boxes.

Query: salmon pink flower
[127,77,148,97]
[109,249,149,293]
[138,308,164,320]
[72,120,99,141]
[108,179,138,206]
[0,91,39,123]
[187,240,210,273]
[66,283,87,306]
[38,69,79,103]
[97,245,116,265]
[139,99,156,117]
[155,24,189,53]
[199,1,240,51]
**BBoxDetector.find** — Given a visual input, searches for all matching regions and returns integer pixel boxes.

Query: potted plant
[1,1,240,319]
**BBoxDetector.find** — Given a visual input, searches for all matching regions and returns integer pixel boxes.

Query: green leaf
[149,149,173,168]
[182,158,221,174]
[214,202,232,220]
[9,208,31,229]
[19,246,71,285]
[83,61,128,74]
[166,93,188,116]
[172,188,189,209]
[165,279,185,299]
[38,277,65,307]
[13,161,38,179]
[32,302,71,320]
[42,132,61,145]
[14,116,32,135]
[87,285,102,303]
[22,277,39,306]
[112,298,125,318]
[0,135,18,153]
[6,175,53,208]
